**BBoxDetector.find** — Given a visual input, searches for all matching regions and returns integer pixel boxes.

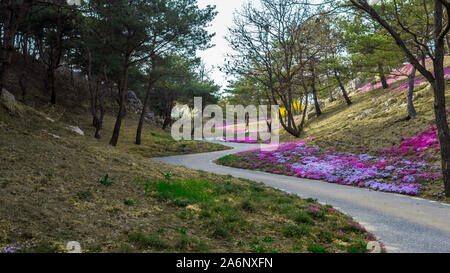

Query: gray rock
[1,88,20,113]
[126,90,143,109]
[66,125,85,136]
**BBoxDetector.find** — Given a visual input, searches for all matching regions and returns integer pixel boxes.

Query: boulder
[126,90,143,110]
[1,88,21,114]
[66,125,85,136]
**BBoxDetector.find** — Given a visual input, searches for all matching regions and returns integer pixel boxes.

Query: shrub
[241,200,255,212]
[293,211,313,225]
[307,244,327,253]
[97,174,114,186]
[282,224,310,237]
[128,231,166,250]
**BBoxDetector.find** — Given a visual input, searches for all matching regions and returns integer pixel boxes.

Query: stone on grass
[66,241,82,253]
[1,88,22,114]
[66,125,85,136]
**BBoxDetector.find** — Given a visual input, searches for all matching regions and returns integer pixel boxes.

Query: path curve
[154,140,450,253]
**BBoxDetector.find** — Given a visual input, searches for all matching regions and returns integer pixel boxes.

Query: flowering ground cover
[217,117,449,196]
[356,58,450,95]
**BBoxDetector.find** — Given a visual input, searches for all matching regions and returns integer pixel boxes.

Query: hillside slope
[281,60,450,201]
[0,53,378,253]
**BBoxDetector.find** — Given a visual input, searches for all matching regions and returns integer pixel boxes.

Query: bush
[128,231,166,250]
[307,244,327,253]
[97,174,114,186]
[282,224,310,237]
[293,211,313,225]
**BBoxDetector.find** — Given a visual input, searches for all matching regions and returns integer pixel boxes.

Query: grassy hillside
[0,104,378,253]
[0,53,379,253]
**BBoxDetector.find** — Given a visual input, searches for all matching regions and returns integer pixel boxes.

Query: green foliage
[97,174,115,186]
[347,241,368,253]
[148,178,215,204]
[241,200,255,212]
[216,155,240,165]
[128,231,166,250]
[160,170,173,182]
[307,244,328,253]
[282,224,310,238]
[77,190,93,201]
[292,211,313,225]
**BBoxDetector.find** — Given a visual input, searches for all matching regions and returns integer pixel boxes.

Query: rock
[355,108,374,120]
[367,241,382,253]
[145,111,155,120]
[66,241,82,253]
[49,133,60,139]
[384,98,397,107]
[126,90,143,110]
[1,88,21,114]
[66,126,85,136]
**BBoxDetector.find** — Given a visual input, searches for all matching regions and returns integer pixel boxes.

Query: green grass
[128,231,167,250]
[149,178,216,203]
[216,154,241,165]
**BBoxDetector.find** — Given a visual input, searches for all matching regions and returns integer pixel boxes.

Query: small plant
[307,244,328,253]
[97,174,115,186]
[144,180,152,195]
[128,231,166,250]
[241,200,254,212]
[212,226,230,238]
[347,241,368,253]
[123,199,134,206]
[262,236,273,243]
[77,190,93,201]
[293,211,313,225]
[160,170,173,182]
[282,224,310,237]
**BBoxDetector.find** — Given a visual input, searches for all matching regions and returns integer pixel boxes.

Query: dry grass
[0,102,375,253]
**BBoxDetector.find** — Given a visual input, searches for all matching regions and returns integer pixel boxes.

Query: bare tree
[226,0,320,137]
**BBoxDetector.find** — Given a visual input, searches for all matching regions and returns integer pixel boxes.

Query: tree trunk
[136,78,156,145]
[109,63,130,146]
[50,66,56,105]
[19,34,29,102]
[326,71,334,102]
[95,86,105,139]
[378,62,389,89]
[334,69,352,105]
[407,66,417,119]
[311,84,321,117]
[433,1,450,197]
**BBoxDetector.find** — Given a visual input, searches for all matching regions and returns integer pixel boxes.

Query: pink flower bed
[219,115,450,196]
[356,58,450,94]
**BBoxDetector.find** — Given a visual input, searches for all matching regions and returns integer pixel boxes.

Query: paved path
[154,140,450,253]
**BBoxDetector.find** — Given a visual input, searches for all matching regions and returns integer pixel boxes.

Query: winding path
[154,140,450,253]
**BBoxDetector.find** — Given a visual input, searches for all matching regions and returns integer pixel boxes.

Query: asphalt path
[154,140,450,253]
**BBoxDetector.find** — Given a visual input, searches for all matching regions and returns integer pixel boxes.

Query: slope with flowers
[218,58,450,202]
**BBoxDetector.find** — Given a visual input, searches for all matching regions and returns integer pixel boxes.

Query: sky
[196,0,246,93]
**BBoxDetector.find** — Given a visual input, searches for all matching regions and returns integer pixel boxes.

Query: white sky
[196,0,246,92]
